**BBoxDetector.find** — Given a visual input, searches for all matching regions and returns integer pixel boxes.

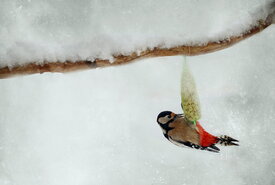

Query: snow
[0,0,274,67]
[0,1,275,185]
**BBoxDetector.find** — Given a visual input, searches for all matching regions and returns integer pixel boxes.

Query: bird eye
[167,115,171,118]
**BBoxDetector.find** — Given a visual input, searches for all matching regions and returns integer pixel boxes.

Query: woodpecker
[157,111,239,153]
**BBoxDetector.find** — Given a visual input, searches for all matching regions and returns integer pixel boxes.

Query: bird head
[157,111,178,125]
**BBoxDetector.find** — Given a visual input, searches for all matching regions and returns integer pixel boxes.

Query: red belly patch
[196,122,218,147]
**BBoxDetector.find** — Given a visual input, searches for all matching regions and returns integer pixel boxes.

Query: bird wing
[167,137,219,153]
[180,56,201,122]
[167,117,220,153]
[168,117,200,145]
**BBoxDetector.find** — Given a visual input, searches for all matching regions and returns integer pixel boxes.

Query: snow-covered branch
[0,1,274,79]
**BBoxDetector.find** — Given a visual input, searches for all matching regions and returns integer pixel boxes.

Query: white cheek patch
[158,117,168,124]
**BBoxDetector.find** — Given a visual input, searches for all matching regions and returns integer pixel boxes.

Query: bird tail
[216,135,239,146]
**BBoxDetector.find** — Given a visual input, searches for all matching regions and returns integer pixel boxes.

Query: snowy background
[0,0,275,185]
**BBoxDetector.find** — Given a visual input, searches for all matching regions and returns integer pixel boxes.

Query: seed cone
[181,57,201,122]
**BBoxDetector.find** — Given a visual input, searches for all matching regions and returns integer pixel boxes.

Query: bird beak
[176,114,184,118]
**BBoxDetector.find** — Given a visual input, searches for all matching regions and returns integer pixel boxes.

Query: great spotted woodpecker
[157,111,239,153]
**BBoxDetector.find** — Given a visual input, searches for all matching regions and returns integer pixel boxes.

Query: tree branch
[0,9,274,78]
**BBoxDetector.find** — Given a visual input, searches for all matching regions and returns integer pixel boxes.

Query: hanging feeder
[181,56,201,123]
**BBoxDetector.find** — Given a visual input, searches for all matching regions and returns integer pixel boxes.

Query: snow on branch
[0,2,274,79]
